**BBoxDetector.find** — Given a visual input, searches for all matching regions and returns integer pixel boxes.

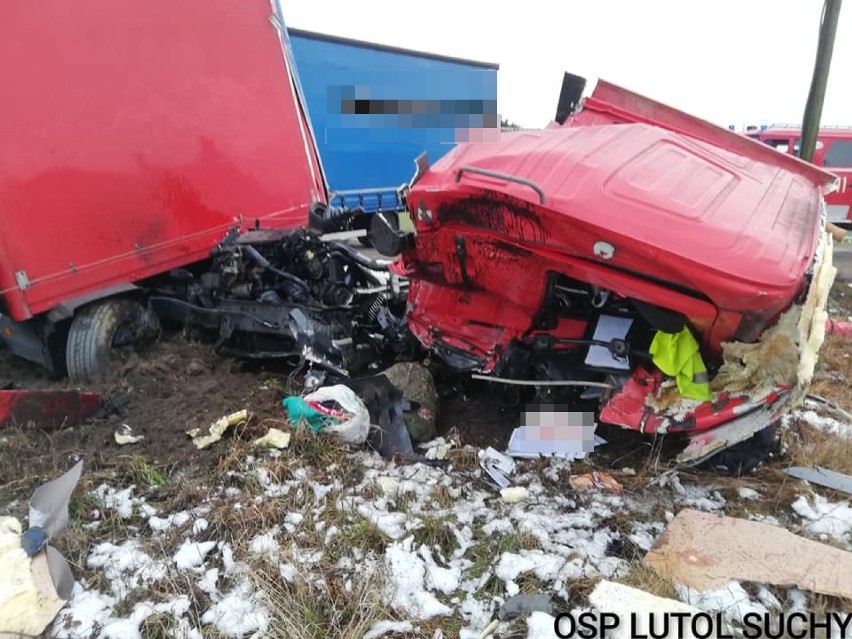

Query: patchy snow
[248,529,280,558]
[419,545,461,595]
[87,541,168,599]
[385,537,453,619]
[792,494,852,541]
[677,581,768,624]
[192,517,209,534]
[51,586,115,638]
[148,510,191,532]
[629,522,665,551]
[527,611,559,637]
[92,484,144,519]
[220,542,238,576]
[738,487,760,500]
[200,579,269,638]
[355,503,409,540]
[797,408,852,439]
[363,620,415,639]
[173,540,217,571]
[496,551,566,597]
[197,568,220,598]
[55,438,842,638]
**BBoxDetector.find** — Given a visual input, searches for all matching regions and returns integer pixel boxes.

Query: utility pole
[800,0,843,162]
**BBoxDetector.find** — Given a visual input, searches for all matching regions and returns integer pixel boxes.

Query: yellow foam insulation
[0,517,66,637]
[710,231,836,403]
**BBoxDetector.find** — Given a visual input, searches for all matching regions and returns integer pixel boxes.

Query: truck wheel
[66,298,160,383]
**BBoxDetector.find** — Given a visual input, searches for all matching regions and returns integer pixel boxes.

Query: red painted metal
[401,78,834,437]
[402,123,831,366]
[0,1,325,322]
[598,368,789,434]
[744,127,852,223]
[0,390,102,430]
[826,318,852,336]
[565,80,839,196]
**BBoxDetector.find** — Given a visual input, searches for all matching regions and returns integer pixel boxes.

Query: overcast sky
[285,1,850,130]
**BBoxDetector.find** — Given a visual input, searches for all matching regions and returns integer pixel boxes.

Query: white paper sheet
[584,315,633,370]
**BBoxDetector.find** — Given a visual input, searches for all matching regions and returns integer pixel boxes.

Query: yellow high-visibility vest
[649,327,712,401]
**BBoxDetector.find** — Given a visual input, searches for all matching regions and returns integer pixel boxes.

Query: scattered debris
[381,362,438,443]
[477,619,500,639]
[0,520,66,636]
[113,424,144,446]
[569,472,623,494]
[644,508,852,599]
[506,422,606,461]
[785,466,852,494]
[479,447,516,488]
[376,477,400,496]
[251,428,291,450]
[0,389,101,430]
[345,375,414,459]
[421,437,452,460]
[588,580,708,639]
[284,385,369,445]
[498,593,553,620]
[500,486,529,503]
[0,461,84,635]
[187,409,248,449]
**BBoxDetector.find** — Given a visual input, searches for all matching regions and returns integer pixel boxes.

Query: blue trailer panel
[288,29,499,212]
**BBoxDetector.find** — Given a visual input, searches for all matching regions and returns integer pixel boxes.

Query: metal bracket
[455,166,546,205]
[14,270,30,290]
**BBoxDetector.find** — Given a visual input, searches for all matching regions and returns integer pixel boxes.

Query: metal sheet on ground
[785,466,852,494]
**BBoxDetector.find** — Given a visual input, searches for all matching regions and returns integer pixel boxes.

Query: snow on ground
[45,419,852,639]
[796,407,852,439]
[792,494,852,542]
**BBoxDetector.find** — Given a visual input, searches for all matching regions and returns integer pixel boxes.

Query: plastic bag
[301,385,370,445]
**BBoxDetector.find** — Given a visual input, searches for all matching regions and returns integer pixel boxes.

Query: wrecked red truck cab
[396,74,838,466]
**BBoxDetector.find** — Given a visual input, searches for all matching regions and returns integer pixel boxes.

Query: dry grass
[616,563,676,600]
[785,419,852,476]
[247,555,390,639]
[466,530,540,579]
[811,334,852,411]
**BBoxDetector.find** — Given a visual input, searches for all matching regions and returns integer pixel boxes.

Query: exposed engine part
[151,225,414,375]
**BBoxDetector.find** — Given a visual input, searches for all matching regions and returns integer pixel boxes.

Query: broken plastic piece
[187,410,248,449]
[569,472,622,493]
[500,486,529,503]
[19,528,48,558]
[479,447,516,488]
[499,593,553,620]
[282,397,328,433]
[0,389,101,431]
[252,428,291,450]
[28,460,83,540]
[114,424,144,446]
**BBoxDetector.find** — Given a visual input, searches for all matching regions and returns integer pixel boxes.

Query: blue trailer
[287,28,499,214]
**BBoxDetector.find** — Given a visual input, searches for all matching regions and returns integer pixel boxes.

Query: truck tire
[66,298,157,383]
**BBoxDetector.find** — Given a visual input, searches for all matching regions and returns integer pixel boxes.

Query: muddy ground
[1,284,852,638]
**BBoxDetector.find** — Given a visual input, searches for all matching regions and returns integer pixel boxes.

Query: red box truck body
[0,1,324,322]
